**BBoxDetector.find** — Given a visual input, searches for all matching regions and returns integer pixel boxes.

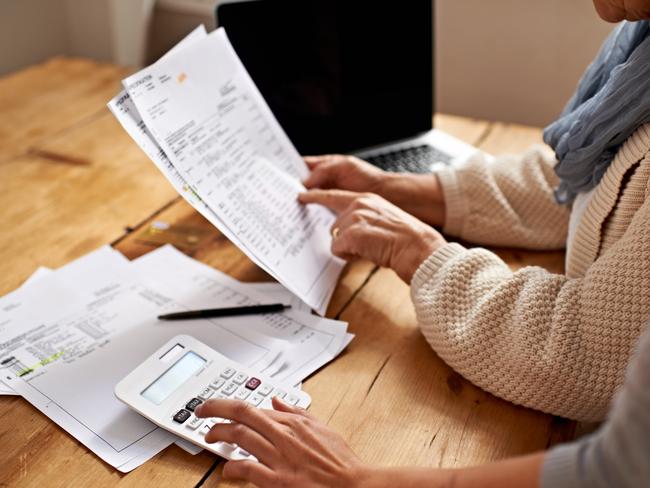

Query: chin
[592,1,626,22]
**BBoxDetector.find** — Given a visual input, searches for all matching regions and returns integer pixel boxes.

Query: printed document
[0,249,283,471]
[118,28,343,314]
[0,246,352,470]
[132,246,352,386]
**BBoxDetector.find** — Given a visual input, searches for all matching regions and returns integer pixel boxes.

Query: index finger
[303,154,344,169]
[195,399,285,445]
[298,189,362,214]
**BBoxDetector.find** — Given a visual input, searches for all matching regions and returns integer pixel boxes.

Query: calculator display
[141,351,206,405]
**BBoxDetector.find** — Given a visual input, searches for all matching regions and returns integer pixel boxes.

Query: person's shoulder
[618,124,650,161]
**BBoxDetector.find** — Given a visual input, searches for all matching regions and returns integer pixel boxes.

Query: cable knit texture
[411,124,650,421]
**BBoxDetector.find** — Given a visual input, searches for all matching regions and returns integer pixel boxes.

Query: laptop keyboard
[366,145,453,173]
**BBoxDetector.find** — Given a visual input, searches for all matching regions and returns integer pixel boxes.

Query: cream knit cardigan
[411,124,650,422]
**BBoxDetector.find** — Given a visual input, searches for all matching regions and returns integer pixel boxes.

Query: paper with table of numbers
[0,245,352,471]
[112,27,343,315]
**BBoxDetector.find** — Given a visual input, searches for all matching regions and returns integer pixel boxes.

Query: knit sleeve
[540,328,650,488]
[410,197,650,421]
[435,146,570,249]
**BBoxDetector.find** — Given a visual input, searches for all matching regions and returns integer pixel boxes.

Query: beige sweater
[411,124,650,422]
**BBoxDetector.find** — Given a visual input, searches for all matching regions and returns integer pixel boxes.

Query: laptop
[216,0,480,173]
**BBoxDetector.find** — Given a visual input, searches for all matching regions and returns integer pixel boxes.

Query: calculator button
[271,388,287,399]
[211,378,225,390]
[257,384,273,396]
[206,417,224,428]
[186,416,203,430]
[235,388,250,400]
[185,398,202,412]
[198,387,214,400]
[247,393,264,406]
[245,377,261,390]
[173,409,191,424]
[232,447,256,461]
[222,382,238,396]
[216,393,229,400]
[200,424,211,436]
[286,394,300,406]
[220,367,236,379]
[220,441,237,453]
[232,372,248,385]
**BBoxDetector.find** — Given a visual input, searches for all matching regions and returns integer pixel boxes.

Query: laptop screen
[217,0,433,155]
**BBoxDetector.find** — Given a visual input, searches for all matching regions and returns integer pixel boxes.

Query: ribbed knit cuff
[539,444,582,488]
[435,167,468,238]
[411,242,467,291]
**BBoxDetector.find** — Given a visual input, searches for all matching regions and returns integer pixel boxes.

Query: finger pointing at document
[298,189,447,283]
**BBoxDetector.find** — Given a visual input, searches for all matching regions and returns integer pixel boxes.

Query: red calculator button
[245,377,261,390]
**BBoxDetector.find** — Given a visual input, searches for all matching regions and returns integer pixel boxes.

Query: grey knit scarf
[543,21,650,204]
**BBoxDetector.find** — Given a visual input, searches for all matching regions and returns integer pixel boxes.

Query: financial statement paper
[119,28,343,315]
[108,26,276,279]
[0,246,350,470]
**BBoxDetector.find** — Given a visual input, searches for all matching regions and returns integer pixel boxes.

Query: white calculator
[115,335,311,460]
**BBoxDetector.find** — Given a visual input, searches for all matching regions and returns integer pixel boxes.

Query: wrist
[378,173,445,227]
[355,466,454,488]
[353,466,391,488]
[396,228,447,284]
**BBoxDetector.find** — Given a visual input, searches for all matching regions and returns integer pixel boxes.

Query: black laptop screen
[217,0,433,155]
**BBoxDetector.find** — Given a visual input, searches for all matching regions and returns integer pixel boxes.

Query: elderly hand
[299,189,446,283]
[303,155,446,226]
[303,154,386,193]
[196,398,547,488]
[195,397,367,488]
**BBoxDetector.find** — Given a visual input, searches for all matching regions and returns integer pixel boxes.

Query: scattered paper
[0,246,352,471]
[0,249,284,471]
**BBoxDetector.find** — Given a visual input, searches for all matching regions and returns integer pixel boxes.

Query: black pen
[157,303,290,320]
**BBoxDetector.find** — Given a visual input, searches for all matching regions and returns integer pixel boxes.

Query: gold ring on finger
[332,227,340,239]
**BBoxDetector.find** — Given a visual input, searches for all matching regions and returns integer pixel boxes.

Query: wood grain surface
[0,59,573,488]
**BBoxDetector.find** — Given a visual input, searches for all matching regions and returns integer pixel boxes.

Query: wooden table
[0,58,573,487]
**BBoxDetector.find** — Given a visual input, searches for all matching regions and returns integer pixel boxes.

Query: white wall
[0,0,617,127]
[64,0,113,61]
[0,0,155,76]
[0,0,69,75]
[436,0,615,126]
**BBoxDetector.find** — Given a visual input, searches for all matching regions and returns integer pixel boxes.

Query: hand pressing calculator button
[115,335,311,463]
[272,388,287,399]
[286,394,300,406]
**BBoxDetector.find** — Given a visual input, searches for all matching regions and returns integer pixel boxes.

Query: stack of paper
[0,245,353,471]
[108,25,343,316]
